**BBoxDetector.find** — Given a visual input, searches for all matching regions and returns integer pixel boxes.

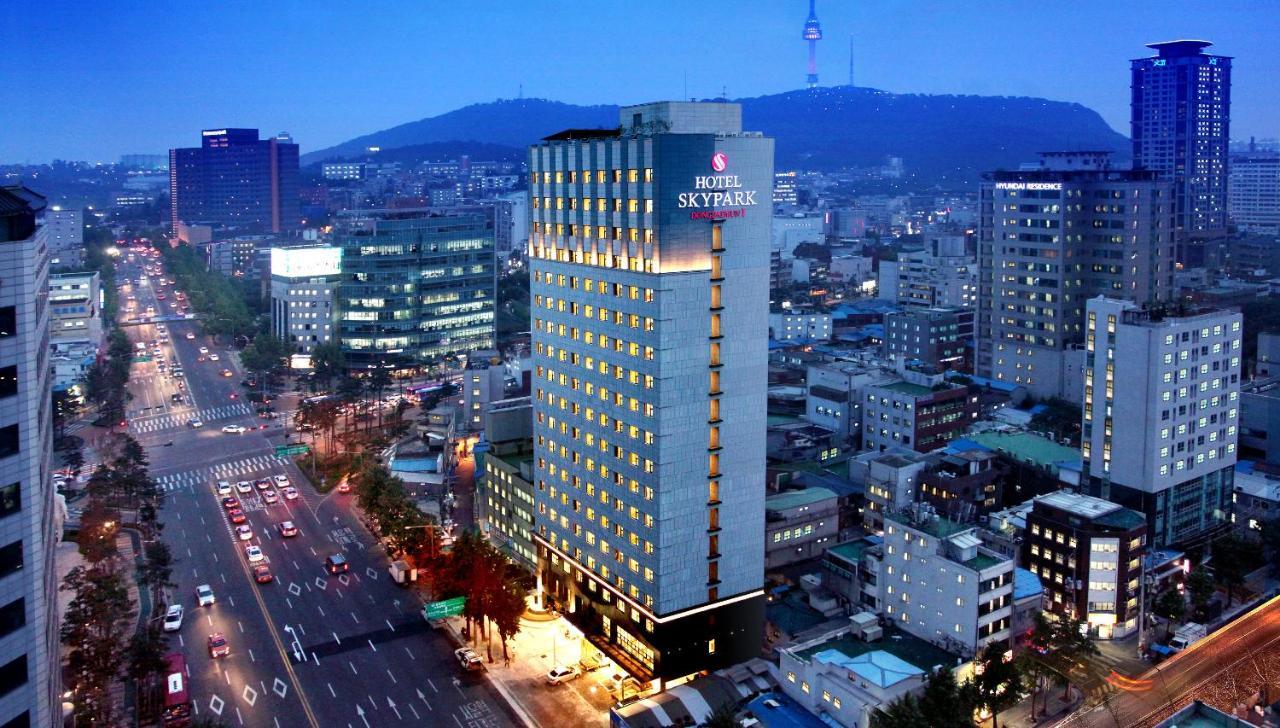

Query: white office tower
[0,187,58,727]
[1082,297,1241,547]
[527,102,771,682]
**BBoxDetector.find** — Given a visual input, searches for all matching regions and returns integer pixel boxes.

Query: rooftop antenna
[683,70,688,101]
[721,84,728,99]
[518,83,523,100]
[848,34,855,86]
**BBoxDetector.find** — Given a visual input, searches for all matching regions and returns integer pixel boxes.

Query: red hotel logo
[710,152,728,172]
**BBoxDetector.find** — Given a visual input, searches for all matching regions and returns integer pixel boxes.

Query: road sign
[423,596,465,619]
[275,444,309,457]
[133,355,152,363]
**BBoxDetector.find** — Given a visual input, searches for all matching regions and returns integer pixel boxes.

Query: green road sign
[423,596,465,620]
[132,355,152,363]
[274,444,310,457]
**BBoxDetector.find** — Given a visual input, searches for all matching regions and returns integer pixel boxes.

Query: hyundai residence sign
[681,152,759,220]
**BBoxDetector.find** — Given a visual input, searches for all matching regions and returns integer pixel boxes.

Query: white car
[235,525,253,541]
[216,481,232,496]
[546,665,581,685]
[196,584,215,607]
[282,486,299,500]
[245,545,264,563]
[235,481,253,494]
[162,604,184,632]
[189,419,203,428]
[209,353,220,361]
[273,474,290,488]
[185,332,196,340]
[222,425,246,434]
[262,490,279,504]
[198,346,209,354]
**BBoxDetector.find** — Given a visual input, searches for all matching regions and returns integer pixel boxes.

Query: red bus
[161,653,192,727]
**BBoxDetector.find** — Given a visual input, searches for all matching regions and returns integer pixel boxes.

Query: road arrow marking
[355,705,370,728]
[388,697,401,720]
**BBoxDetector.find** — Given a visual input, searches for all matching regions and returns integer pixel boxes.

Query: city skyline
[3,1,1278,162]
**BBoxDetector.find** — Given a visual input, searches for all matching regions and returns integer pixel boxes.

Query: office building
[321,162,366,181]
[883,306,973,372]
[48,271,102,347]
[44,207,83,267]
[334,209,495,369]
[527,101,770,681]
[1021,491,1146,639]
[476,397,537,571]
[269,246,340,358]
[1228,150,1280,234]
[861,372,978,454]
[764,487,839,568]
[1132,41,1232,264]
[768,309,831,342]
[169,128,300,233]
[977,152,1176,399]
[1082,297,1241,547]
[0,187,59,728]
[877,507,1014,657]
[894,235,976,309]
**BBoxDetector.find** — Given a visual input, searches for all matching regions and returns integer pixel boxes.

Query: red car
[207,632,230,658]
[253,565,273,583]
[221,496,240,509]
[228,508,246,524]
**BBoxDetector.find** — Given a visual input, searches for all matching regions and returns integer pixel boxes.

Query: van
[324,554,349,574]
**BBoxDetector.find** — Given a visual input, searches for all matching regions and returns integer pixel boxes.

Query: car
[228,508,246,524]
[185,332,195,340]
[171,393,183,403]
[253,564,274,583]
[282,486,299,501]
[262,490,279,504]
[162,604,184,632]
[221,369,233,378]
[235,480,253,494]
[207,632,230,658]
[336,480,351,494]
[216,481,232,496]
[196,355,206,362]
[198,346,209,354]
[272,474,290,488]
[221,425,246,434]
[455,647,484,671]
[196,584,215,607]
[189,419,203,428]
[255,478,272,490]
[278,521,298,537]
[235,524,253,541]
[245,545,264,563]
[221,496,240,509]
[209,353,220,361]
[546,665,581,685]
[156,324,166,332]
[324,553,349,574]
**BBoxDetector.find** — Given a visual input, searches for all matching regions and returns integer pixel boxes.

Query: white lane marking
[349,660,358,675]
[328,682,336,698]
[368,639,377,652]
[312,651,319,665]
[386,619,395,632]
[403,646,413,660]
[317,605,325,617]
[386,669,397,684]
[427,678,438,694]
[238,621,244,634]
[228,595,235,607]
[178,635,185,647]
[351,611,359,623]
[248,649,255,663]
[286,597,293,609]
[332,631,341,645]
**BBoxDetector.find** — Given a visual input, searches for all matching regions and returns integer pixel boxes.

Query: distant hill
[303,87,1129,185]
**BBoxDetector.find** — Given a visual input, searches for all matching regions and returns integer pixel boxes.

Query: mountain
[302,87,1129,185]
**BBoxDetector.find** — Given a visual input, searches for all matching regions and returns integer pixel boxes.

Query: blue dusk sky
[2,1,1276,162]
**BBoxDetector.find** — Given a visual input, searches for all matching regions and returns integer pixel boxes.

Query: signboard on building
[270,246,341,278]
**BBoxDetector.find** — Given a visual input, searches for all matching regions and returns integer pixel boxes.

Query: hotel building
[527,102,771,681]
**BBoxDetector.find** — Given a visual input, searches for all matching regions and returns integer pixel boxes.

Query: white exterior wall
[770,312,832,342]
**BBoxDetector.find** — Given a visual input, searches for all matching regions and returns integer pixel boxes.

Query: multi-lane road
[117,251,517,728]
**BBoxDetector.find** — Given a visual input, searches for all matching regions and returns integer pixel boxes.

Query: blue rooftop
[946,372,1020,394]
[1014,567,1043,601]
[946,437,993,454]
[813,649,924,688]
[745,692,830,728]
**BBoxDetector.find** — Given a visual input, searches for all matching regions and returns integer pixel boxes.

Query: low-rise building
[919,449,1003,524]
[851,449,934,532]
[48,271,102,347]
[474,397,536,571]
[882,306,973,373]
[805,362,891,445]
[1021,491,1147,639]
[777,624,960,728]
[862,373,978,454]
[765,487,840,569]
[461,350,508,432]
[876,507,1015,657]
[770,309,833,343]
[1231,464,1280,538]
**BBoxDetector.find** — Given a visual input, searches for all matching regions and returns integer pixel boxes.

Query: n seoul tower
[803,0,823,88]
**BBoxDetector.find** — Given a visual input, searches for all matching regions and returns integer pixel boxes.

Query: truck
[1168,622,1207,652]
[388,560,417,587]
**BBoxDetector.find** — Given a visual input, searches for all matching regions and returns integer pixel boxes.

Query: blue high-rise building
[1131,40,1232,265]
[169,129,300,234]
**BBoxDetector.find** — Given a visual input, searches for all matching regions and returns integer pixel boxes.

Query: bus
[161,653,192,727]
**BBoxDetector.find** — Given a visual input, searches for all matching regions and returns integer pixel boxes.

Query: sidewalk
[990,685,1083,728]
[441,612,612,728]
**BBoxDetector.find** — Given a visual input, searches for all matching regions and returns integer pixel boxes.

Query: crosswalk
[129,403,253,433]
[154,453,293,491]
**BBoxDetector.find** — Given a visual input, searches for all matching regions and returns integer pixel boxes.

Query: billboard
[271,246,341,278]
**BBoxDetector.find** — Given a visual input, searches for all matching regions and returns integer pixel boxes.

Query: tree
[871,693,927,728]
[1153,589,1187,639]
[127,624,170,724]
[1210,535,1252,607]
[701,703,738,728]
[1049,617,1098,700]
[1262,517,1280,578]
[917,667,976,727]
[62,565,134,726]
[1186,568,1215,619]
[311,341,346,391]
[971,645,1023,728]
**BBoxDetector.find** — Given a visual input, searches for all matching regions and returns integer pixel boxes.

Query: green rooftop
[889,513,970,540]
[826,538,878,566]
[967,430,1081,473]
[880,381,934,397]
[965,552,1006,572]
[768,414,805,426]
[766,487,838,512]
[795,624,960,673]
